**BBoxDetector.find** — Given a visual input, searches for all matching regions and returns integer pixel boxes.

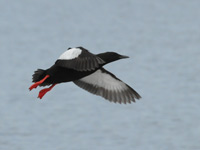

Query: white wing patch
[58,48,82,60]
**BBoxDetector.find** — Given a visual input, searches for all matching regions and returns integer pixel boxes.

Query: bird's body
[29,47,141,104]
[38,65,96,85]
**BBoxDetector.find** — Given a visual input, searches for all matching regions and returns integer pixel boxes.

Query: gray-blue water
[0,0,200,150]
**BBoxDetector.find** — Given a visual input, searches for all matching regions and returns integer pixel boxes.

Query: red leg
[38,84,56,99]
[29,75,50,91]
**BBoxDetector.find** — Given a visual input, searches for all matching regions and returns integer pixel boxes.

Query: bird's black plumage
[29,47,141,104]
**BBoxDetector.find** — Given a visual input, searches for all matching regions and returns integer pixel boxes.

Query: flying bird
[29,47,141,104]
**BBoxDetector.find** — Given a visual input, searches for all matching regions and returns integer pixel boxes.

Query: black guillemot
[29,47,141,104]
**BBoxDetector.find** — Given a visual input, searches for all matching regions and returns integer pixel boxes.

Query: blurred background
[0,0,199,150]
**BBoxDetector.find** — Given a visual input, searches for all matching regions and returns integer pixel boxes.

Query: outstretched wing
[55,47,105,71]
[73,68,141,104]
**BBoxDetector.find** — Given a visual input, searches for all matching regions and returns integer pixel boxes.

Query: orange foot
[38,84,56,99]
[29,75,50,91]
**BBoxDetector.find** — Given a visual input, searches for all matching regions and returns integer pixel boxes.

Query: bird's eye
[68,47,71,50]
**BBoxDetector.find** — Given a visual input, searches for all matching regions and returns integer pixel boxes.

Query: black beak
[119,55,129,59]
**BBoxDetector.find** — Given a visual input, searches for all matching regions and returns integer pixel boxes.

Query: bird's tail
[32,69,46,83]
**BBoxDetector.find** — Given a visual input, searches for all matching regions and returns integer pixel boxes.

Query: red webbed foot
[38,84,56,99]
[29,75,50,91]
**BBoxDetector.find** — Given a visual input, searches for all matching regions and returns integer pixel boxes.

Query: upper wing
[73,68,141,104]
[55,47,105,71]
